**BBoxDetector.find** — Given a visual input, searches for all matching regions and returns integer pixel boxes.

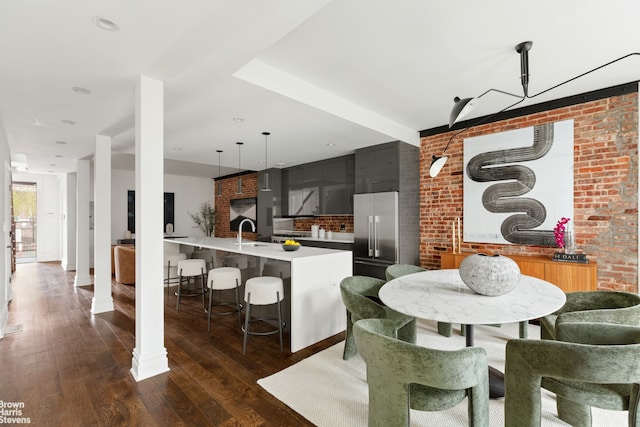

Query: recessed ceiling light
[72,86,91,95]
[93,16,120,32]
[55,154,63,158]
[48,171,54,173]
[32,118,43,126]
[232,117,245,123]
[61,119,75,125]
[55,140,67,145]
[327,143,336,148]
[274,162,287,167]
[49,164,56,167]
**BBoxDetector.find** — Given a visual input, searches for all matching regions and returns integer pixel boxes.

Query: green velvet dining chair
[340,275,416,360]
[384,263,454,337]
[354,318,489,427]
[505,321,640,427]
[541,290,640,341]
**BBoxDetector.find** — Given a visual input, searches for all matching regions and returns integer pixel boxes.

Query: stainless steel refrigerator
[353,191,399,279]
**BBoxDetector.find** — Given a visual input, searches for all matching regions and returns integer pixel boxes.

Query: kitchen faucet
[237,218,256,249]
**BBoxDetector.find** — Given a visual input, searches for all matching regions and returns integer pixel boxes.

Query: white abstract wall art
[463,119,574,246]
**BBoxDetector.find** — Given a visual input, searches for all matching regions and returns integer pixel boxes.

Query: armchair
[340,276,416,360]
[505,322,640,427]
[114,245,136,285]
[354,318,489,427]
[541,291,640,340]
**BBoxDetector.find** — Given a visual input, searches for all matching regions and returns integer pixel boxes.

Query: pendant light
[261,131,272,192]
[216,149,223,196]
[236,141,244,194]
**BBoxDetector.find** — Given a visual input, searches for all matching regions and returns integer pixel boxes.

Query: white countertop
[164,236,351,262]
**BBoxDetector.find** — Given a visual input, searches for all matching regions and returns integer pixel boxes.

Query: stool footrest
[241,317,286,336]
[206,302,243,315]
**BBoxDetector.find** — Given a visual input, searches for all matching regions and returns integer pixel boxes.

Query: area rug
[259,320,626,426]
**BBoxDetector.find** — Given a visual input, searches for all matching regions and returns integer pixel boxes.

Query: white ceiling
[2,0,639,178]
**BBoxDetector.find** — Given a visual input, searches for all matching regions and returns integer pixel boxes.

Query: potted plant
[188,202,216,237]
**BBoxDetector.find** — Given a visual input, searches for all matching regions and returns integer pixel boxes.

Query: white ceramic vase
[458,253,521,296]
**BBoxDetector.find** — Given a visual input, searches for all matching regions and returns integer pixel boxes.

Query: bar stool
[261,261,290,279]
[207,267,243,331]
[191,249,216,271]
[164,253,187,296]
[176,259,207,311]
[242,276,285,355]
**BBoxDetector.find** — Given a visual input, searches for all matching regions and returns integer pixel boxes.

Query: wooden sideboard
[440,252,597,293]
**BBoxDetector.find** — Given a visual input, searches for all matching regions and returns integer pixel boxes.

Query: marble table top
[379,269,566,325]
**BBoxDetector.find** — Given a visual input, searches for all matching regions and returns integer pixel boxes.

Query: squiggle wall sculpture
[466,123,556,246]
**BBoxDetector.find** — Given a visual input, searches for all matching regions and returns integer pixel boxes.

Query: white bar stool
[207,267,243,331]
[176,259,207,311]
[242,276,285,355]
[164,253,187,296]
[261,261,290,279]
[191,249,216,271]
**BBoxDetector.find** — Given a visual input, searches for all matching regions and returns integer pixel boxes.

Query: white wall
[0,123,12,337]
[11,172,61,262]
[111,169,214,243]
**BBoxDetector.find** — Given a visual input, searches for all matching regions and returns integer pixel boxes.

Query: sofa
[114,245,136,285]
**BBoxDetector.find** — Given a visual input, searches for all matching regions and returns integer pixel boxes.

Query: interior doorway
[12,182,37,263]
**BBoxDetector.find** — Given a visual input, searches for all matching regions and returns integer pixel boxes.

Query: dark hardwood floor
[1,262,344,426]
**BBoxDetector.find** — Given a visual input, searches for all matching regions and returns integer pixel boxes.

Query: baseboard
[0,302,8,339]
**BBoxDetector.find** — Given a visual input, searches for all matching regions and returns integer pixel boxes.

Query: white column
[91,135,114,313]
[61,172,77,271]
[74,159,92,286]
[130,75,169,381]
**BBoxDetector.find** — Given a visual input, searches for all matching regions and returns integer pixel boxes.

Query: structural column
[91,135,114,313]
[130,75,169,381]
[74,159,91,286]
[61,172,76,271]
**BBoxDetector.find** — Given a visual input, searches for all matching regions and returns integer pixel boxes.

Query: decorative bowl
[282,244,301,252]
[458,253,521,296]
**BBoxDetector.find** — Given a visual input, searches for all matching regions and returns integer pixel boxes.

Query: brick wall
[293,216,354,233]
[420,93,638,292]
[214,173,258,240]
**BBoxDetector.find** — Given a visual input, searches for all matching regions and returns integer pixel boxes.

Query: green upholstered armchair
[384,263,454,337]
[340,276,416,360]
[353,318,489,427]
[541,291,640,340]
[505,322,640,427]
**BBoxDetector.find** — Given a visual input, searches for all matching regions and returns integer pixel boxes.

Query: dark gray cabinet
[283,154,354,215]
[355,142,400,193]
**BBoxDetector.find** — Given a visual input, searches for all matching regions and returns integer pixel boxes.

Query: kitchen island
[164,236,352,352]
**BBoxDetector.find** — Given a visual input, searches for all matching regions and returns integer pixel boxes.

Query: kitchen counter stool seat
[242,276,285,355]
[207,267,243,331]
[164,252,187,296]
[176,259,207,311]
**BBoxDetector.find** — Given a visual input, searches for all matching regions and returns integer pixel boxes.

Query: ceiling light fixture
[232,117,245,123]
[430,41,640,178]
[93,16,120,32]
[236,141,244,194]
[72,86,91,95]
[216,149,223,196]
[61,119,75,125]
[261,132,272,192]
[55,140,67,145]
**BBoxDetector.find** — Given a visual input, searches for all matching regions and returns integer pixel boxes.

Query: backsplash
[294,216,354,233]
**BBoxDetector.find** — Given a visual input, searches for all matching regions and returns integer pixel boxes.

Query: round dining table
[379,268,567,398]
